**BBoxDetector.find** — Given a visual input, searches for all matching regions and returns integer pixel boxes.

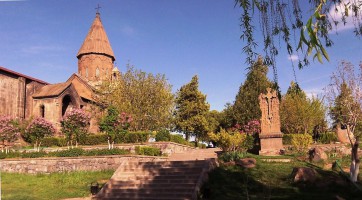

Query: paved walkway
[169,147,221,161]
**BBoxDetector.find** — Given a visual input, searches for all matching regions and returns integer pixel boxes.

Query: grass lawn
[1,170,114,200]
[201,155,362,200]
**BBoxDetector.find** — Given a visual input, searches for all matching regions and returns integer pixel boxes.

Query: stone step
[124,160,206,166]
[95,149,220,200]
[102,187,194,194]
[112,174,200,182]
[119,166,203,171]
[97,195,191,200]
[99,189,193,198]
[109,178,199,185]
[117,168,202,176]
[104,182,196,189]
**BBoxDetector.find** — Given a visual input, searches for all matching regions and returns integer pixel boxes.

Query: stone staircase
[94,148,220,200]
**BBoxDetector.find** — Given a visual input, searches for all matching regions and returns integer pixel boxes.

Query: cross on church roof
[95,4,101,14]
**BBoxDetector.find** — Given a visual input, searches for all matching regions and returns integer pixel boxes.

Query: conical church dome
[77,13,115,61]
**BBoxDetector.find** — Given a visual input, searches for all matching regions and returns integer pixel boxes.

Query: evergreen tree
[174,75,210,143]
[233,56,274,126]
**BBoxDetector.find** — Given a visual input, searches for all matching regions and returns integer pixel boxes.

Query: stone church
[0,12,120,133]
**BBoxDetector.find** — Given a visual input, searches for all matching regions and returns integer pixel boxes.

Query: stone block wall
[0,155,167,174]
[0,71,24,118]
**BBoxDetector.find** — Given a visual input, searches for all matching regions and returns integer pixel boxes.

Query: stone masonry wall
[0,155,167,174]
[0,71,23,118]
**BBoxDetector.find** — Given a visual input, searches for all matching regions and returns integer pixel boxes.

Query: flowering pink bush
[61,108,91,147]
[116,112,132,130]
[25,117,55,151]
[243,119,261,135]
[0,115,20,144]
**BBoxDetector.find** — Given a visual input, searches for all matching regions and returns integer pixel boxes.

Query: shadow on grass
[200,157,362,200]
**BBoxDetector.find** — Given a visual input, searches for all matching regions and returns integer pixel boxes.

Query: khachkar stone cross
[259,88,281,134]
[258,88,283,155]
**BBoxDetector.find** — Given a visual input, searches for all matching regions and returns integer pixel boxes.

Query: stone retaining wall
[0,155,167,174]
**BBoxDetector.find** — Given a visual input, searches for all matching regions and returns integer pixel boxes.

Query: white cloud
[288,54,299,61]
[328,0,357,32]
[305,88,324,99]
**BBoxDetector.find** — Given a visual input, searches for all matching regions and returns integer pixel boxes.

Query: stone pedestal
[259,133,283,155]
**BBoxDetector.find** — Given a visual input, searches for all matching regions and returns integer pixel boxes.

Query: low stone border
[192,158,219,200]
[261,158,291,163]
[0,155,168,174]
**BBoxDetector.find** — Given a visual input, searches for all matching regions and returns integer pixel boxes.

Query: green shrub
[79,134,108,145]
[121,132,150,143]
[208,129,251,152]
[50,148,85,157]
[318,132,338,144]
[0,147,131,159]
[155,129,171,141]
[190,141,207,149]
[21,151,47,158]
[0,151,21,159]
[219,151,246,162]
[170,134,188,145]
[135,146,162,156]
[291,134,313,152]
[84,148,129,156]
[41,137,67,147]
[283,134,293,145]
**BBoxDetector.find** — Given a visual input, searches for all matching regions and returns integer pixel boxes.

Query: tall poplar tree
[280,82,326,134]
[174,75,210,143]
[233,56,274,126]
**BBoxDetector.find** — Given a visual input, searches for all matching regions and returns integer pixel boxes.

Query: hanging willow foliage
[235,0,362,82]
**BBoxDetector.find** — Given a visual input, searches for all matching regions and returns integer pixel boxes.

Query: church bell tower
[77,11,116,87]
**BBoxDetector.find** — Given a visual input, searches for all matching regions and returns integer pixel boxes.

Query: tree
[326,60,362,182]
[0,116,20,153]
[25,117,56,152]
[61,108,91,148]
[207,110,222,134]
[97,65,174,131]
[235,0,362,81]
[233,56,274,126]
[280,81,326,134]
[99,106,132,149]
[174,75,210,144]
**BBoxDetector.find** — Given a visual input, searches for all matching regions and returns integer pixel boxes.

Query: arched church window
[40,105,45,118]
[96,67,100,77]
[62,95,73,117]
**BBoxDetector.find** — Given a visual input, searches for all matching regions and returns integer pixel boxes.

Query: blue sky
[0,0,361,111]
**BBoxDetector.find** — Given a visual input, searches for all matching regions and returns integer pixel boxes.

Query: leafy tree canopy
[97,65,174,131]
[235,0,362,81]
[280,81,326,134]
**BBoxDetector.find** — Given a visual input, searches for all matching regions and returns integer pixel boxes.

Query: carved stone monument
[259,88,283,155]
